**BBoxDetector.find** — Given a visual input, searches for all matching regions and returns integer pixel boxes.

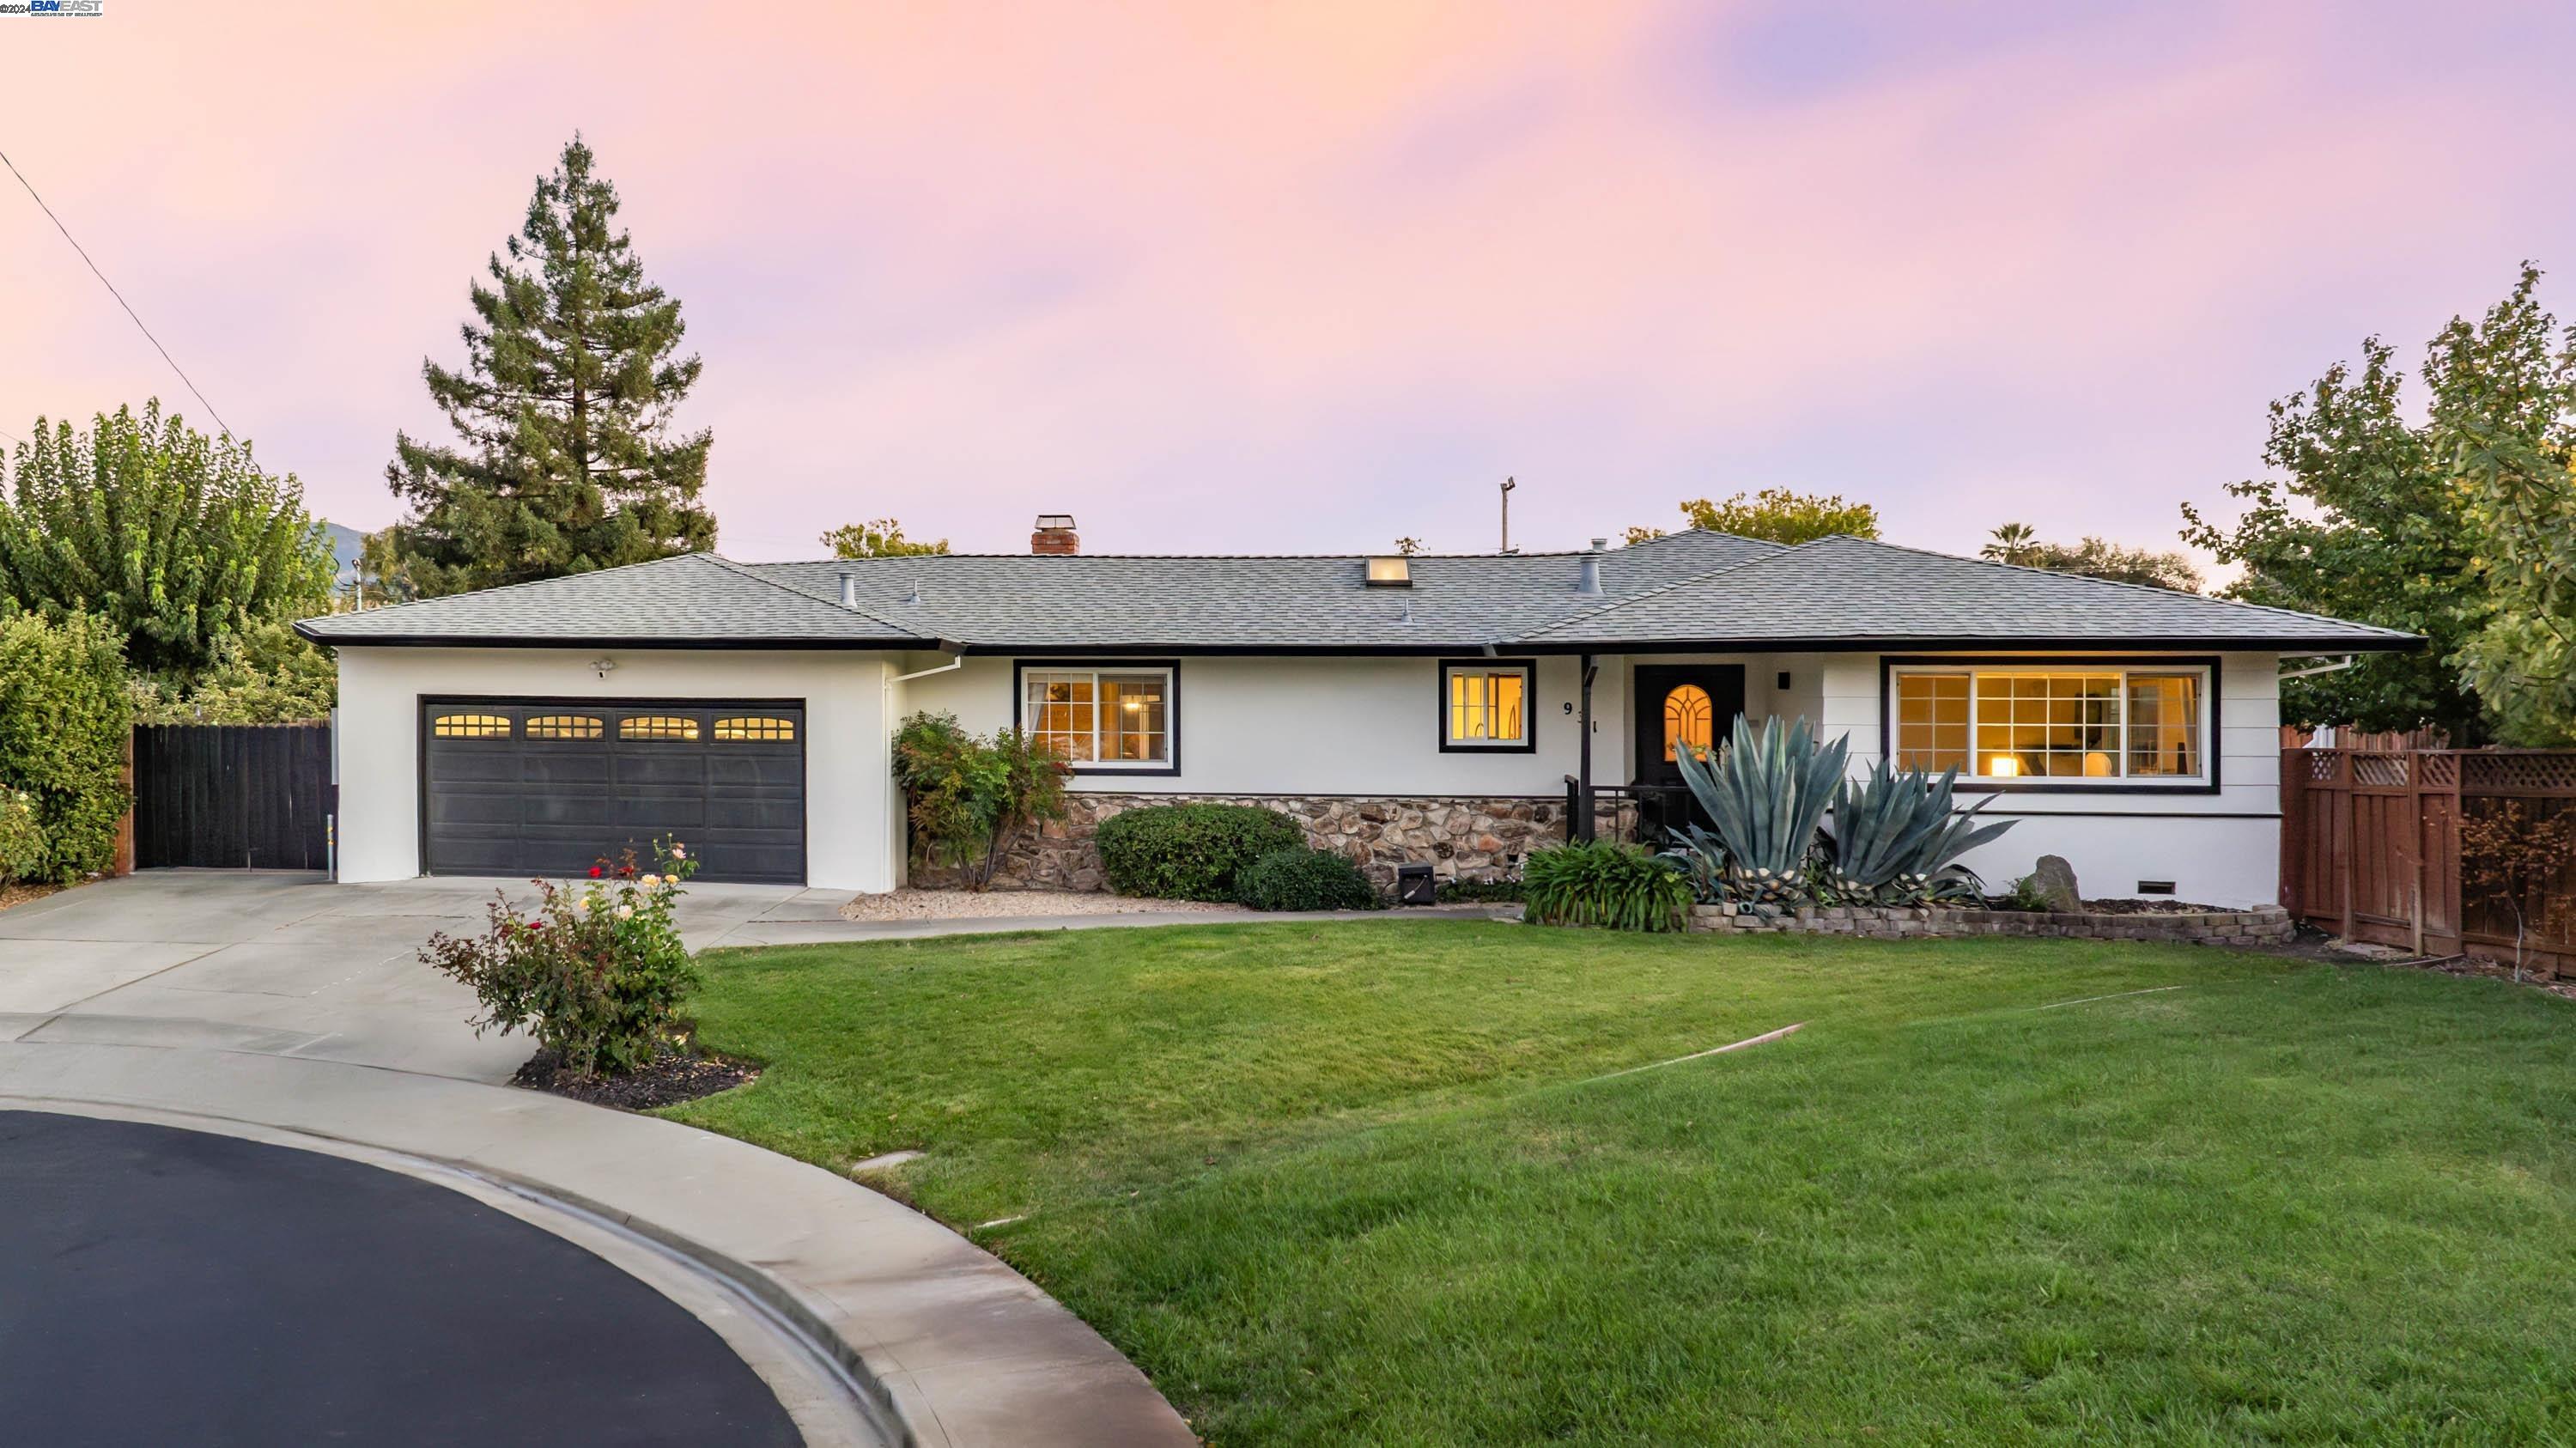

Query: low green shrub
[0,788,44,883]
[421,842,701,1077]
[1998,873,2054,912]
[1437,875,1524,904]
[1236,846,1382,911]
[1524,841,1692,932]
[1097,802,1304,901]
[0,611,133,880]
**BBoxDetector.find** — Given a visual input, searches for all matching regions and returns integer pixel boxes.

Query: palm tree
[1982,521,2040,566]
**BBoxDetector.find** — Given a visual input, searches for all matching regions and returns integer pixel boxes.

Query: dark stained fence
[2282,747,2576,977]
[132,724,332,871]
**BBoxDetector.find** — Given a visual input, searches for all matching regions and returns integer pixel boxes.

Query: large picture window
[1890,662,2211,785]
[1019,664,1176,772]
[1439,660,1537,752]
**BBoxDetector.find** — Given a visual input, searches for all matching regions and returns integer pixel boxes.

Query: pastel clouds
[3,1,2571,563]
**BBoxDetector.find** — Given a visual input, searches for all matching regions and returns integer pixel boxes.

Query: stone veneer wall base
[914,793,1608,893]
[1684,902,2297,948]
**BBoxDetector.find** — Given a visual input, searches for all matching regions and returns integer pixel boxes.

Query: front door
[1631,664,1747,794]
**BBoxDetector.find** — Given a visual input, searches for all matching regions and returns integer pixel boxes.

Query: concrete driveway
[0,872,848,1082]
[0,870,1204,1446]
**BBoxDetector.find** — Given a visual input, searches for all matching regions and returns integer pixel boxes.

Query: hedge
[1235,846,1382,912]
[1096,802,1304,901]
[0,611,133,880]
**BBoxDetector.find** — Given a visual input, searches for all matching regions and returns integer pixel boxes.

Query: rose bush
[422,840,700,1077]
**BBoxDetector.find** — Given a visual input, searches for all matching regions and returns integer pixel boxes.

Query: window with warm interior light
[1441,660,1535,751]
[431,713,512,739]
[712,715,795,742]
[1662,683,1715,762]
[523,715,604,740]
[618,715,701,742]
[1892,664,2208,783]
[1022,666,1173,769]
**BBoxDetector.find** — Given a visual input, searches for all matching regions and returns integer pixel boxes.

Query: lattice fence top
[2462,751,2576,794]
[2293,747,2574,797]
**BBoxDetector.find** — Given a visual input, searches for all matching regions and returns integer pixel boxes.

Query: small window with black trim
[1439,660,1536,751]
[431,713,512,739]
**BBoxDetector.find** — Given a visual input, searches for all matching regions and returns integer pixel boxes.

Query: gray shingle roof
[299,553,929,647]
[740,528,1780,650]
[1516,535,2421,650]
[298,529,2419,654]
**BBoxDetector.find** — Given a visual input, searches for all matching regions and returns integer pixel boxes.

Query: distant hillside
[321,521,364,584]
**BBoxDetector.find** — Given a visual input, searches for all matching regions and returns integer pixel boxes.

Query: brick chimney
[1031,514,1079,555]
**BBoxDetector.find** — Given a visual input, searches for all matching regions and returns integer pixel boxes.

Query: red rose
[589,866,603,878]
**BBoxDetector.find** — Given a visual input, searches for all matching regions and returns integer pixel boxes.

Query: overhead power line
[0,144,236,439]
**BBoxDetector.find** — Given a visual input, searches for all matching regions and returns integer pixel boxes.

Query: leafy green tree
[1672,488,1880,545]
[2435,268,2576,744]
[1988,532,2202,591]
[129,619,336,724]
[2182,339,2484,737]
[821,518,948,558]
[0,611,132,880]
[0,402,335,677]
[381,134,714,597]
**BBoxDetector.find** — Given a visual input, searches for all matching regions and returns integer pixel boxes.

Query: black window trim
[1877,654,2224,796]
[1010,659,1182,778]
[1437,657,1540,755]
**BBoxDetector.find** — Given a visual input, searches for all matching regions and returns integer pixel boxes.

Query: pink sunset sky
[4,2,2573,564]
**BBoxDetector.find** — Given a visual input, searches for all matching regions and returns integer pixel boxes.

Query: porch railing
[1562,776,1697,848]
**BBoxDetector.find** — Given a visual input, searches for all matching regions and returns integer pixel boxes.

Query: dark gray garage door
[422,699,805,885]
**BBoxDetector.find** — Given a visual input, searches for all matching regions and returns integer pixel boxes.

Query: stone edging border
[1688,902,2297,947]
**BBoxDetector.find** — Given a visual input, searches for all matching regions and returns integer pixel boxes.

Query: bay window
[1440,660,1537,752]
[1890,661,2212,786]
[1018,664,1176,773]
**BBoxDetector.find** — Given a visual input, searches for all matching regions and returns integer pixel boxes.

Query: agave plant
[1824,757,2017,903]
[1668,715,1850,910]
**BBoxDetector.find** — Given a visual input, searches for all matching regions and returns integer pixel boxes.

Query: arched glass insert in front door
[1663,683,1714,762]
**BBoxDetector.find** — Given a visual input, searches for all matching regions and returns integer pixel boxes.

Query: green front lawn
[669,922,2576,1445]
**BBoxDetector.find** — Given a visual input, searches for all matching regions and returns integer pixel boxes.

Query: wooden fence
[131,724,333,871]
[2281,747,2576,976]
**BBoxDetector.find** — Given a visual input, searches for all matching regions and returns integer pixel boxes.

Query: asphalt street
[0,1109,801,1446]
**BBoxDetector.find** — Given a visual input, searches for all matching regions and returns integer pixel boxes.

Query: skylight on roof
[1365,556,1412,587]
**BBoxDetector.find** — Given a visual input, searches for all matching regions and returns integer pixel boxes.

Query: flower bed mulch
[513,1037,759,1110]
[2070,897,2238,915]
[0,881,64,913]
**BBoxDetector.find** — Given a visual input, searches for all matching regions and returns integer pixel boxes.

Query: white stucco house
[298,519,2417,907]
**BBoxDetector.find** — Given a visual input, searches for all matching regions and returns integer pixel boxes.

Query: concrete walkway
[0,873,1200,1447]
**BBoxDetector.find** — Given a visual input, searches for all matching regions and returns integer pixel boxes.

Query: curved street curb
[0,1041,1198,1448]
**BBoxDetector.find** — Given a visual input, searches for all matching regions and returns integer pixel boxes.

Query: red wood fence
[2281,748,2576,976]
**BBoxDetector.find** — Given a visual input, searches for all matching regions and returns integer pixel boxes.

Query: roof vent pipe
[1577,538,1607,595]
[838,570,858,608]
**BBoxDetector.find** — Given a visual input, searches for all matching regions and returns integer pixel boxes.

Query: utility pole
[1500,476,1516,554]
